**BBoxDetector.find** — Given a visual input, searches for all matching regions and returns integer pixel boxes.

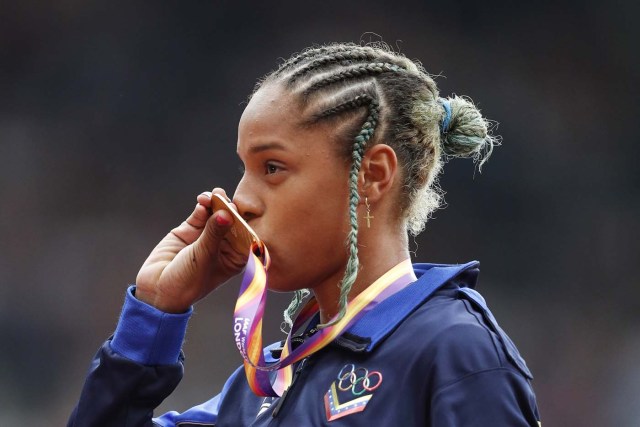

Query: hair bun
[438,95,498,168]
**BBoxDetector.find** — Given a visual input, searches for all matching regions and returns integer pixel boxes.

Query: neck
[313,226,413,324]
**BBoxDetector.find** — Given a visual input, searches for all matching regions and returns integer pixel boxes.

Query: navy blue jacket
[69,262,541,426]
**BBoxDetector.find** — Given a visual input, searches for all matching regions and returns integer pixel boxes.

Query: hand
[135,188,247,313]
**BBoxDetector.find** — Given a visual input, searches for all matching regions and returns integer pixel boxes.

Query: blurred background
[1,0,638,425]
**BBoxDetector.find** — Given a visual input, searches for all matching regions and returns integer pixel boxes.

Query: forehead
[242,83,295,123]
[237,83,351,162]
[237,84,299,149]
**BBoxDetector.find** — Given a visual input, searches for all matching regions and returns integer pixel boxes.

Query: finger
[171,203,212,244]
[211,187,230,199]
[196,191,213,207]
[200,188,239,213]
[196,187,228,202]
[211,188,236,208]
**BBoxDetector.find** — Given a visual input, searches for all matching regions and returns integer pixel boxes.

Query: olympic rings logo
[336,364,383,396]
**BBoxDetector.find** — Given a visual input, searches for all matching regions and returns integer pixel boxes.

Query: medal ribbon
[233,243,417,397]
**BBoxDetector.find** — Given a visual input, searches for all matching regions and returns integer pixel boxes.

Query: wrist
[134,287,192,314]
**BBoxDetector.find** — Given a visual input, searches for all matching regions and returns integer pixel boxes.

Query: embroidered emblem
[324,363,383,421]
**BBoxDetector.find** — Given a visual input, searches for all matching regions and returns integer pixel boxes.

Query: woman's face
[234,83,354,293]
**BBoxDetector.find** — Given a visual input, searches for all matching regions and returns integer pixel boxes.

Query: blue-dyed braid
[281,288,310,334]
[318,99,379,329]
[281,98,380,330]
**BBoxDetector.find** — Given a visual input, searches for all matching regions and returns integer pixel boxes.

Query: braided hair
[254,43,497,329]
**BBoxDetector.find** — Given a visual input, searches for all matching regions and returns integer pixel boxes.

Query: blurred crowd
[1,1,638,425]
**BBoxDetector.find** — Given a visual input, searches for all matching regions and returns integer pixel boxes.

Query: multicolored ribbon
[233,242,417,397]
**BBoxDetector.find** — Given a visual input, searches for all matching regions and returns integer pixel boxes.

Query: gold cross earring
[364,197,374,228]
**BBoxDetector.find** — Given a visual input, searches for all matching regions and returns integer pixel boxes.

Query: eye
[265,162,282,175]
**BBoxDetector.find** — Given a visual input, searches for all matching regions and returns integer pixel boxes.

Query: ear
[359,144,398,203]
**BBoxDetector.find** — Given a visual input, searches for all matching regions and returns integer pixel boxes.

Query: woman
[69,43,540,426]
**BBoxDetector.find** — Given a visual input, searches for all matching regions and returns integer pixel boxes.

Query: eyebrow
[247,142,288,154]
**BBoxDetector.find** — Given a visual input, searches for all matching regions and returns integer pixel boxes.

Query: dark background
[1,0,638,425]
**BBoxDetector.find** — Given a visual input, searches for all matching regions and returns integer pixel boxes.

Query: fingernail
[215,214,231,226]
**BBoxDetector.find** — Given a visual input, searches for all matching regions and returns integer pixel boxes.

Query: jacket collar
[269,261,480,360]
[333,261,480,353]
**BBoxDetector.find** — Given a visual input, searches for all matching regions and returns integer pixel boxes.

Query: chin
[265,277,296,294]
[265,266,304,294]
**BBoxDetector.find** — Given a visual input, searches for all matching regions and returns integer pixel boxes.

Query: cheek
[277,189,350,256]
[283,161,351,228]
[265,178,352,290]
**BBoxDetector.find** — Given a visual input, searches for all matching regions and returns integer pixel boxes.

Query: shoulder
[395,284,533,388]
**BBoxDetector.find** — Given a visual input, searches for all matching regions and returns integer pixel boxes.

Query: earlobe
[359,144,398,203]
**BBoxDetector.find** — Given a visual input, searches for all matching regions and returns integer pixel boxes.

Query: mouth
[250,226,268,250]
[256,237,272,263]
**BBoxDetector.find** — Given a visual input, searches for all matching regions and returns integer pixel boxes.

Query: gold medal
[210,194,266,260]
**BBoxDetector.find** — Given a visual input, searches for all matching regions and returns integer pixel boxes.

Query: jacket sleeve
[152,366,242,426]
[68,286,193,427]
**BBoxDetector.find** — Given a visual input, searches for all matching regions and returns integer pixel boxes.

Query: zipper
[271,357,309,418]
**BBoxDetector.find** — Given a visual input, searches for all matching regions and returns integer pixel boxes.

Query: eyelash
[237,162,283,176]
[265,162,281,175]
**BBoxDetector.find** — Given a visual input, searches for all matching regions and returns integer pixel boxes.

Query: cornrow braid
[319,99,379,329]
[287,51,378,84]
[274,44,361,76]
[315,93,375,119]
[302,62,406,96]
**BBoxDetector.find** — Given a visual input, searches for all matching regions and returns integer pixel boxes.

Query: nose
[233,174,263,222]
